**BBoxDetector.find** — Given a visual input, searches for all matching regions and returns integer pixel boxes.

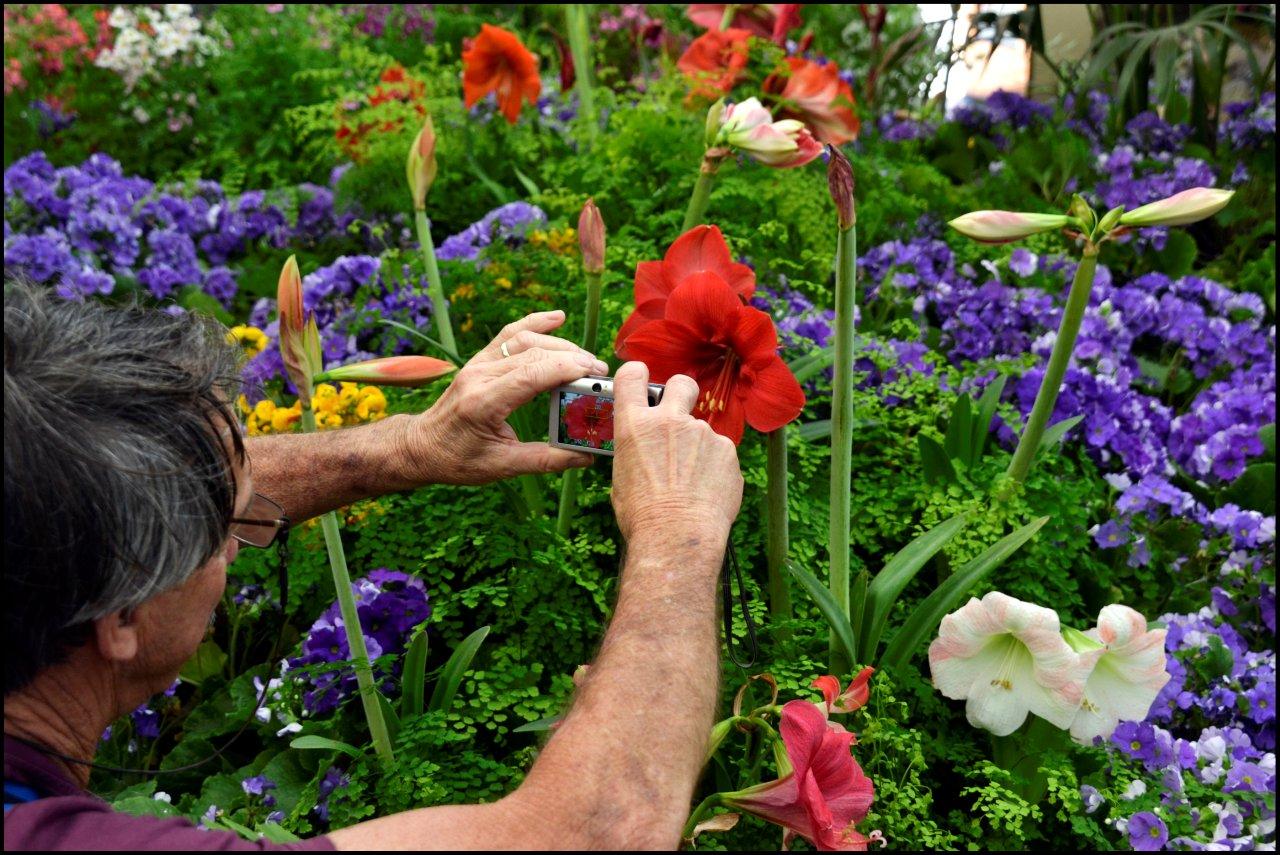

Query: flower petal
[741,358,806,434]
[662,225,755,301]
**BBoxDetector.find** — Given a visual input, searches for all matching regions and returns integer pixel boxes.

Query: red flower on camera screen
[616,271,804,444]
[563,394,615,448]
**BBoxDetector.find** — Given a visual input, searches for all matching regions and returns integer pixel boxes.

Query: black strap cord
[720,537,759,669]
[9,532,292,778]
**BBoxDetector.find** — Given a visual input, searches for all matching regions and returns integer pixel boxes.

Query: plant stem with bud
[415,210,457,356]
[682,152,726,231]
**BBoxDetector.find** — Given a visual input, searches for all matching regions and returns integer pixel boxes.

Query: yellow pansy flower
[253,399,277,423]
[228,325,270,358]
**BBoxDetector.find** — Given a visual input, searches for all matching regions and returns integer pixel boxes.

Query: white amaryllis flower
[1119,187,1234,228]
[929,592,1099,736]
[711,97,822,169]
[1065,605,1171,744]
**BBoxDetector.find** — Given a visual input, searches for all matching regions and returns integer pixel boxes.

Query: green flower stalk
[564,5,597,140]
[277,256,395,766]
[766,427,793,629]
[407,116,457,356]
[556,199,606,538]
[826,147,857,675]
[947,187,1234,492]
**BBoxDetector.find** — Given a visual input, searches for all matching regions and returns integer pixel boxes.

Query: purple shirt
[4,735,335,851]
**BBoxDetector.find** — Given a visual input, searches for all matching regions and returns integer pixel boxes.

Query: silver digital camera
[548,375,665,457]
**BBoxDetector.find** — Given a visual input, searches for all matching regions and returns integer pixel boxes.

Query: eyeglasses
[230,493,290,549]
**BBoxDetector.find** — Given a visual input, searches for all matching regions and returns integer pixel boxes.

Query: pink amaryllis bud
[826,144,855,230]
[578,198,606,274]
[316,355,456,388]
[1118,187,1234,228]
[406,116,438,211]
[277,255,323,398]
[714,97,822,169]
[948,210,1071,244]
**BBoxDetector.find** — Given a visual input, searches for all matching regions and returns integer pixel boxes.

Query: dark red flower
[616,271,804,444]
[676,28,752,99]
[563,394,614,448]
[614,225,755,351]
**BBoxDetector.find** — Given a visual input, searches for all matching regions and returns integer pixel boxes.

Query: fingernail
[575,353,597,368]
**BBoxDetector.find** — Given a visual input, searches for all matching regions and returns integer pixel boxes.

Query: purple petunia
[1127,812,1169,851]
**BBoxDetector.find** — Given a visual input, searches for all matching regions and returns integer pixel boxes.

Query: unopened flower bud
[1068,193,1096,232]
[277,255,323,398]
[715,97,821,169]
[406,116,438,211]
[316,355,456,387]
[578,198,606,274]
[948,210,1070,244]
[1096,205,1125,234]
[704,98,727,149]
[826,145,855,230]
[1119,187,1234,228]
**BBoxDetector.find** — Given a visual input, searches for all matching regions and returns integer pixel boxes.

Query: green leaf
[787,345,837,383]
[880,517,1049,673]
[1154,230,1197,278]
[512,166,541,197]
[376,689,401,745]
[514,714,564,733]
[179,639,228,686]
[972,375,1007,461]
[255,822,303,844]
[943,393,973,464]
[1259,423,1275,460]
[789,563,858,666]
[113,795,180,819]
[289,735,365,760]
[427,626,491,714]
[798,419,832,441]
[401,627,429,718]
[1038,415,1084,451]
[917,434,956,485]
[1221,462,1276,516]
[860,514,971,661]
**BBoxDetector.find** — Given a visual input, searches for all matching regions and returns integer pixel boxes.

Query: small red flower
[813,668,875,715]
[764,57,860,145]
[462,24,541,125]
[616,270,804,444]
[677,28,752,99]
[686,4,803,45]
[563,394,615,448]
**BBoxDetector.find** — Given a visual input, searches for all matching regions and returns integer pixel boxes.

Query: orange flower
[677,28,752,100]
[765,57,860,145]
[462,24,541,125]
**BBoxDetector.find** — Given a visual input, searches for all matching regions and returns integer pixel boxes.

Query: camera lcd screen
[557,391,615,452]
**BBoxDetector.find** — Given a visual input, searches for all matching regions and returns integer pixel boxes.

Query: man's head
[4,280,248,700]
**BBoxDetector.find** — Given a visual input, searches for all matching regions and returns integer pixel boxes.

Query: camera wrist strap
[721,538,759,669]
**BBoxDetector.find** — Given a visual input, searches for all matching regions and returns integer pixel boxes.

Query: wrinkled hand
[403,310,609,485]
[610,362,744,546]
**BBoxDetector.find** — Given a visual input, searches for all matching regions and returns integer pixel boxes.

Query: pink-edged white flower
[1119,187,1234,228]
[948,210,1071,244]
[1066,605,1171,744]
[713,97,823,169]
[928,592,1099,736]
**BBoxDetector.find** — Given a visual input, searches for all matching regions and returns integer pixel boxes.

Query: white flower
[276,721,302,738]
[154,791,172,803]
[1067,605,1172,744]
[929,592,1098,736]
[132,106,151,124]
[1121,779,1147,800]
[107,6,134,28]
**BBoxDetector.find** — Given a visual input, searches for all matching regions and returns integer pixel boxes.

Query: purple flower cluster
[343,5,435,42]
[1093,145,1218,252]
[874,112,936,143]
[4,151,360,305]
[31,99,75,138]
[1219,92,1276,150]
[950,90,1053,138]
[286,569,430,716]
[314,766,351,823]
[435,201,547,263]
[240,254,436,399]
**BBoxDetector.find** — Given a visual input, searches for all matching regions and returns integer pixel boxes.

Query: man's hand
[399,310,610,486]
[610,361,744,545]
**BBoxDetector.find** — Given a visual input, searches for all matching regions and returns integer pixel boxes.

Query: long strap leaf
[879,517,1049,673]
[972,375,1007,461]
[1038,414,1084,451]
[427,626,491,714]
[401,627,429,718]
[859,513,971,661]
[790,563,859,666]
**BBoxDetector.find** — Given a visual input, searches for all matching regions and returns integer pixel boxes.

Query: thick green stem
[681,154,723,232]
[828,223,857,674]
[415,210,457,355]
[300,406,395,766]
[765,428,793,630]
[1003,249,1099,488]
[564,5,597,140]
[680,793,724,845]
[718,4,737,30]
[554,270,603,539]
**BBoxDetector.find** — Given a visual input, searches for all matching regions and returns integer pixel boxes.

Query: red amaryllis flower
[687,4,802,45]
[677,28,752,99]
[462,24,541,124]
[813,667,875,715]
[765,56,860,145]
[720,700,875,850]
[614,225,755,351]
[563,394,615,448]
[616,273,804,444]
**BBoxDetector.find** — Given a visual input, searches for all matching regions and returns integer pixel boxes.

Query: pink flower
[813,667,874,715]
[578,198,606,274]
[948,210,1071,244]
[315,355,456,388]
[713,96,823,168]
[719,700,875,850]
[686,4,802,45]
[1118,187,1234,228]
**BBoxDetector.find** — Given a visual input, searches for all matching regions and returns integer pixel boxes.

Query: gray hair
[4,279,245,694]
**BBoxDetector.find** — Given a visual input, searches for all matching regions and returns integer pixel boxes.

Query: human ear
[93,609,140,662]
